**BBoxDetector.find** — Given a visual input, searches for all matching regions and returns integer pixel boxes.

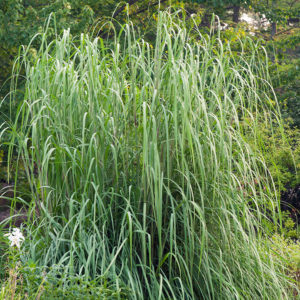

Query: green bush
[265,234,300,282]
[245,118,300,191]
[0,264,128,299]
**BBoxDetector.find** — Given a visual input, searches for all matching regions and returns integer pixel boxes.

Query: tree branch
[131,0,168,16]
[112,0,140,18]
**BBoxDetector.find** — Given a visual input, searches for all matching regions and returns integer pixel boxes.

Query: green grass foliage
[2,11,299,299]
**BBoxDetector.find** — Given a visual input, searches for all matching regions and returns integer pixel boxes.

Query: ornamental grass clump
[4,10,298,299]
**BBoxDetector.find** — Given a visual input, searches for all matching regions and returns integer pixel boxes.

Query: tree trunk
[271,22,277,37]
[271,0,277,38]
[233,5,240,23]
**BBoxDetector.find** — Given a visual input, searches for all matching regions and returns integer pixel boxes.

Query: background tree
[253,0,300,37]
[186,0,253,22]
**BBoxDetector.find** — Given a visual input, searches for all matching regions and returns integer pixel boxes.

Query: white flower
[4,228,25,249]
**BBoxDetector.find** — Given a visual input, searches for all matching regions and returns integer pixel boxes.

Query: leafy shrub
[274,60,300,128]
[266,234,300,286]
[269,29,300,127]
[0,265,128,299]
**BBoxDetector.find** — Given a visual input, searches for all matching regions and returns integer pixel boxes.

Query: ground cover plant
[1,10,299,299]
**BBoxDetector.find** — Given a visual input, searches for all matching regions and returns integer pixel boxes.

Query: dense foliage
[0,1,299,299]
[1,11,299,299]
